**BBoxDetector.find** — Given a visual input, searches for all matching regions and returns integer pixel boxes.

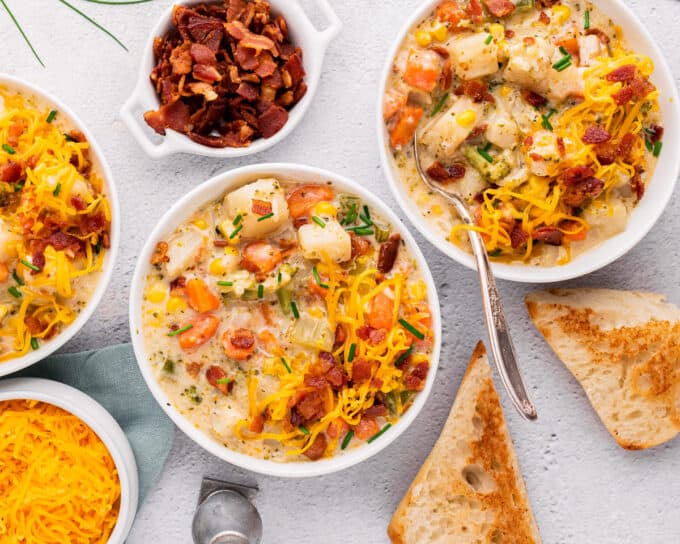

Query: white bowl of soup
[377,0,680,283]
[0,75,119,376]
[0,378,138,544]
[130,163,441,477]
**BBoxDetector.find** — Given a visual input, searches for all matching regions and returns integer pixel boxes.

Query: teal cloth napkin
[15,343,175,506]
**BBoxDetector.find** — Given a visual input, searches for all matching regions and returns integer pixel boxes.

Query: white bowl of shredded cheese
[0,75,120,376]
[0,377,138,543]
[377,0,680,283]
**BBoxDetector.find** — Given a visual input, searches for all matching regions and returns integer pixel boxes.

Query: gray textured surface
[1,1,679,542]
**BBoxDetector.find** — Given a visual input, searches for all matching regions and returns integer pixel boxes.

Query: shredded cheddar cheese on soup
[0,400,120,543]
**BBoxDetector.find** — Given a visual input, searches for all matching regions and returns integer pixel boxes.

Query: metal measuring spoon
[412,133,537,420]
[192,489,262,544]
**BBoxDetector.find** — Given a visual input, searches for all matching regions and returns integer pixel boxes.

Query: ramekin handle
[297,0,342,48]
[120,93,174,159]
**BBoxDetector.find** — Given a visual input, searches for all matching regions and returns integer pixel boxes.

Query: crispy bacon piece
[185,361,203,379]
[206,365,233,395]
[350,232,371,259]
[594,142,616,165]
[146,1,305,147]
[0,161,22,183]
[585,28,611,44]
[295,391,326,421]
[646,124,664,144]
[538,10,551,24]
[466,0,484,23]
[630,165,645,201]
[582,126,611,144]
[251,199,272,216]
[241,242,282,276]
[427,161,466,184]
[563,176,605,207]
[483,0,515,17]
[222,328,256,360]
[532,226,563,246]
[354,416,380,440]
[606,64,636,83]
[520,90,548,108]
[617,132,638,161]
[404,362,429,391]
[377,233,401,274]
[436,1,468,27]
[612,77,654,105]
[303,433,327,461]
[151,241,169,265]
[510,223,529,249]
[455,80,494,103]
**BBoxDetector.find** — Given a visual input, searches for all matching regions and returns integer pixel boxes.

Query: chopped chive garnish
[367,423,392,444]
[584,9,590,30]
[345,225,374,236]
[56,0,129,51]
[476,147,493,164]
[2,143,15,154]
[14,180,24,192]
[63,132,77,142]
[653,141,663,157]
[485,34,493,45]
[257,284,264,299]
[430,92,449,117]
[559,45,569,56]
[94,239,103,255]
[0,0,45,67]
[363,205,371,221]
[12,269,23,286]
[348,343,357,362]
[489,248,503,257]
[21,259,40,272]
[291,301,300,319]
[541,109,557,131]
[229,224,243,239]
[46,110,58,123]
[30,337,39,350]
[281,357,292,373]
[167,324,193,337]
[342,203,358,225]
[341,430,354,450]
[483,142,492,152]
[8,286,21,298]
[277,271,282,284]
[298,425,310,435]
[395,344,415,367]
[215,377,233,385]
[645,138,654,152]
[311,215,326,228]
[257,212,274,222]
[552,56,572,72]
[232,214,242,226]
[312,266,329,289]
[53,183,61,196]
[217,280,233,287]
[399,318,425,340]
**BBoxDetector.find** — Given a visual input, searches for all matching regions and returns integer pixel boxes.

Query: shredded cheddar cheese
[0,399,120,543]
[0,88,110,361]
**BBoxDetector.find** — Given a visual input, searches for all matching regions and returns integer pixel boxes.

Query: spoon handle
[452,199,538,420]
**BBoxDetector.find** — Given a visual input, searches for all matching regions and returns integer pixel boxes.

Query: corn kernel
[147,282,167,304]
[166,296,186,313]
[430,22,448,42]
[193,218,208,230]
[456,109,477,128]
[497,40,509,58]
[489,23,504,40]
[415,29,432,47]
[552,5,571,24]
[313,201,337,218]
[431,204,443,216]
[224,246,239,256]
[500,85,512,97]
[308,307,324,319]
[209,258,227,276]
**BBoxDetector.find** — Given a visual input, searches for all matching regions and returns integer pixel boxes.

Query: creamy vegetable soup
[384,0,663,265]
[141,178,434,461]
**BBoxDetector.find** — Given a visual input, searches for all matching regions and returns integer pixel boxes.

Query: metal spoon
[413,133,537,420]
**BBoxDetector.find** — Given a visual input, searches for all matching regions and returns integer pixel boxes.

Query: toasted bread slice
[388,342,540,544]
[526,288,680,450]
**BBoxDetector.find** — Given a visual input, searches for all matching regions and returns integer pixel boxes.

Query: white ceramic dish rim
[376,0,680,283]
[120,0,342,159]
[129,162,442,478]
[0,377,139,544]
[0,74,120,377]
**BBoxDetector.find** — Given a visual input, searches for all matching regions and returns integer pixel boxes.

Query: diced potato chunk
[503,37,584,102]
[225,178,290,239]
[298,219,351,263]
[486,109,519,149]
[526,130,562,177]
[420,97,484,158]
[578,34,604,67]
[0,219,18,263]
[165,228,207,279]
[448,33,500,80]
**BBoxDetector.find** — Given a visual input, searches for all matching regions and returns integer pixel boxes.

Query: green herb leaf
[430,92,449,117]
[167,324,193,337]
[53,183,61,196]
[12,269,24,286]
[348,343,357,363]
[584,9,590,30]
[312,266,329,289]
[232,214,243,226]
[488,248,503,257]
[0,0,44,67]
[257,212,274,222]
[398,318,425,340]
[162,359,175,373]
[56,0,128,51]
[281,357,292,373]
[217,280,233,287]
[46,110,58,123]
[341,429,354,450]
[216,377,233,385]
[476,147,493,164]
[30,337,39,350]
[485,34,493,45]
[63,133,78,142]
[311,215,326,228]
[653,141,663,157]
[298,424,310,435]
[367,423,392,444]
[229,224,243,239]
[257,284,264,299]
[21,259,40,272]
[8,286,22,298]
[395,344,414,367]
[290,301,300,319]
[2,143,16,155]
